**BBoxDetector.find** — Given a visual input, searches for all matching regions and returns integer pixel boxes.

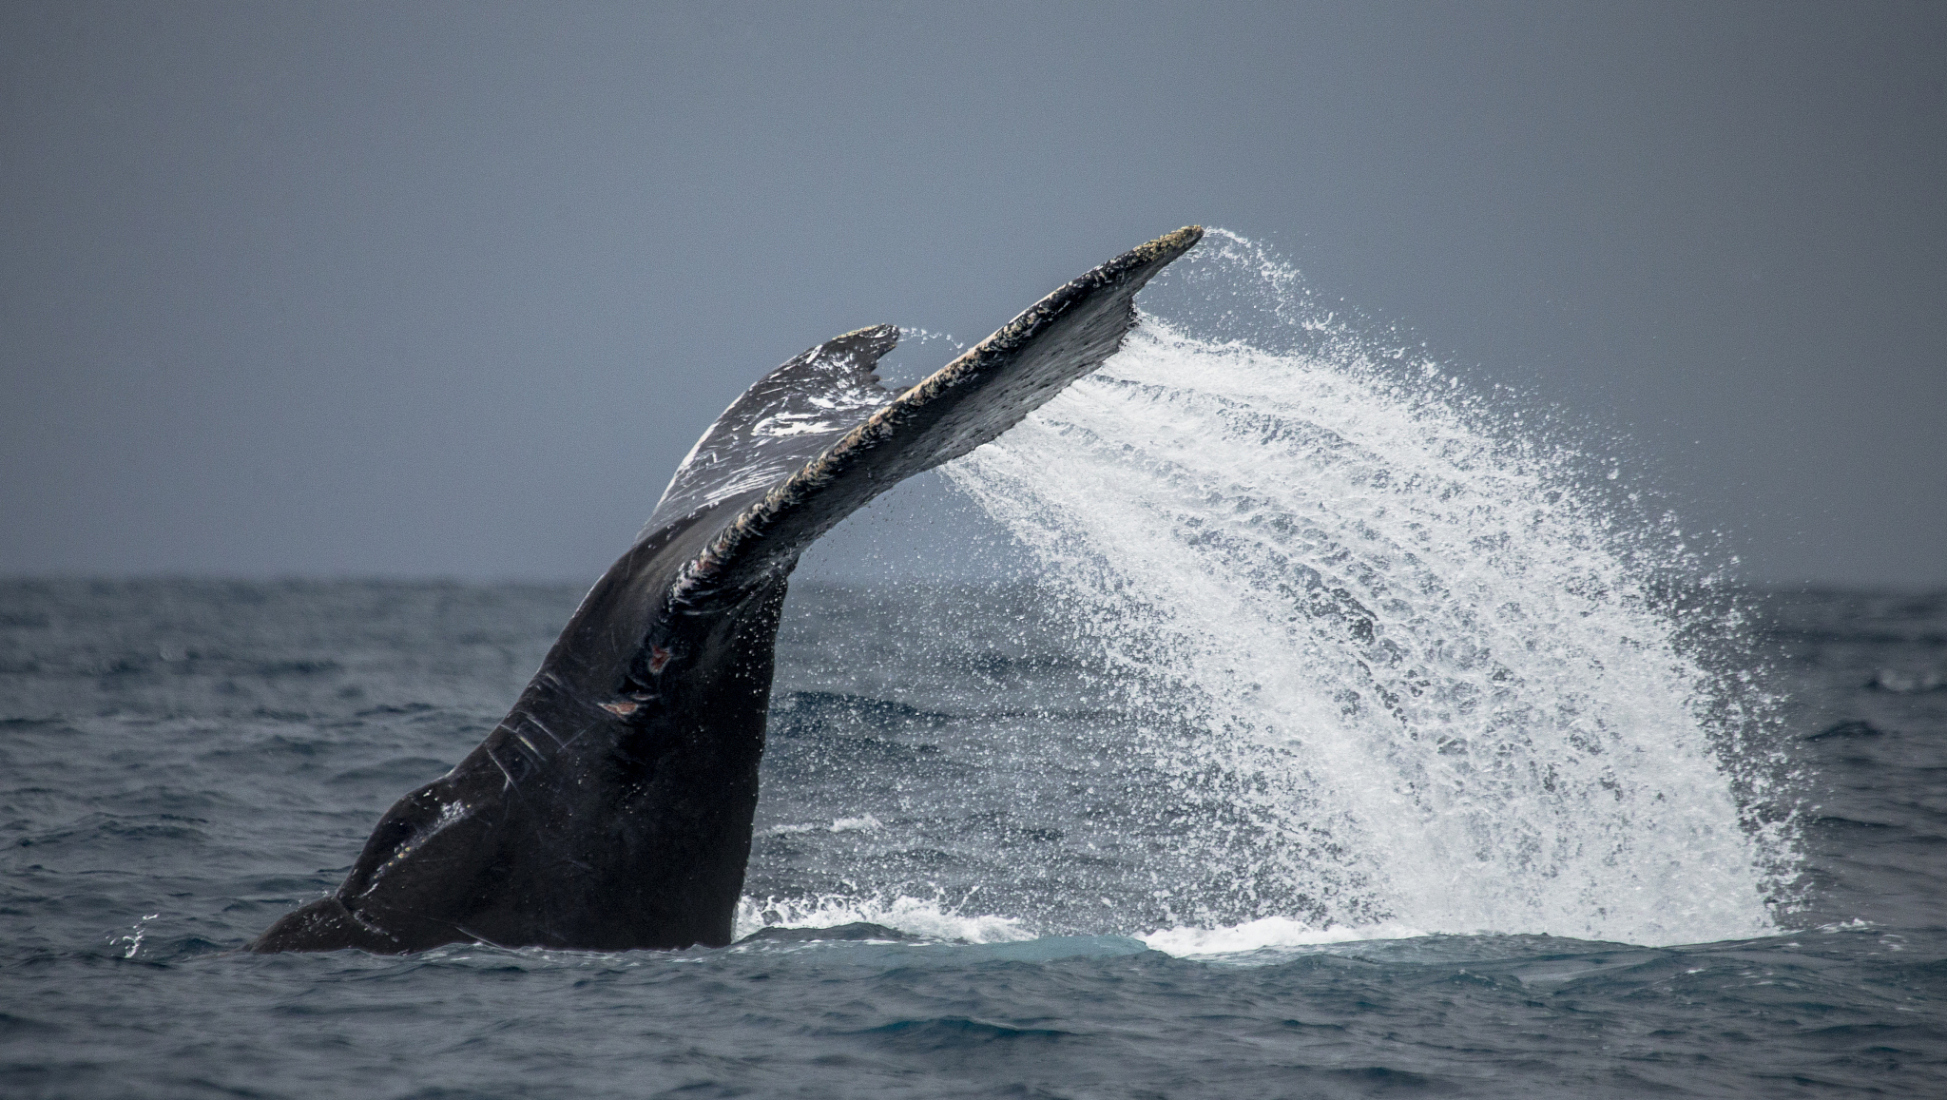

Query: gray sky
[3,1,1942,586]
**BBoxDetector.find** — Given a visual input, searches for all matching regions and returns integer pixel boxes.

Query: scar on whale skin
[247,226,1203,954]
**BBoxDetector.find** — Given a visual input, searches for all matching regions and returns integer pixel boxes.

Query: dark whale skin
[250,227,1202,953]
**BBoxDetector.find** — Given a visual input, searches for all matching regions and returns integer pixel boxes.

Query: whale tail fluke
[248,226,1202,954]
[665,225,1203,608]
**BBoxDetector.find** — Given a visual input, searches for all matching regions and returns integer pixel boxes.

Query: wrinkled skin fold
[250,227,1202,953]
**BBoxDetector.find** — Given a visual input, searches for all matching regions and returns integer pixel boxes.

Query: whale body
[249,227,1202,953]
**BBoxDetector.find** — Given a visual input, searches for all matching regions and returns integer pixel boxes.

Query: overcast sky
[3,2,1942,586]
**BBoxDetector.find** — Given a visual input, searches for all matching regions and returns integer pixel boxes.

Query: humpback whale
[249,226,1203,953]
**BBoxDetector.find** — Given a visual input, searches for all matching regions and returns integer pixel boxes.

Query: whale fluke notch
[248,226,1202,954]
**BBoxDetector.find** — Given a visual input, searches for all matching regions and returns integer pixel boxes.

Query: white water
[941,231,1787,948]
[734,894,1034,945]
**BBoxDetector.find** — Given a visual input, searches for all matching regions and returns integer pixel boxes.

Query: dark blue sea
[1,578,1942,1099]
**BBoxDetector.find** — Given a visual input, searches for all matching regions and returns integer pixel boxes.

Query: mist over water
[938,232,1792,948]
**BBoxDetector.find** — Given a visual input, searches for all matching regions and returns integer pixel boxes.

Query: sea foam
[734,893,1034,944]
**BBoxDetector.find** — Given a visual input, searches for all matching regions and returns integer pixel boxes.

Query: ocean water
[1,580,1942,1097]
[5,235,1944,1096]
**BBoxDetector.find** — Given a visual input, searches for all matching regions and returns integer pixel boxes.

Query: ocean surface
[0,580,1942,1098]
[5,234,1943,1096]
